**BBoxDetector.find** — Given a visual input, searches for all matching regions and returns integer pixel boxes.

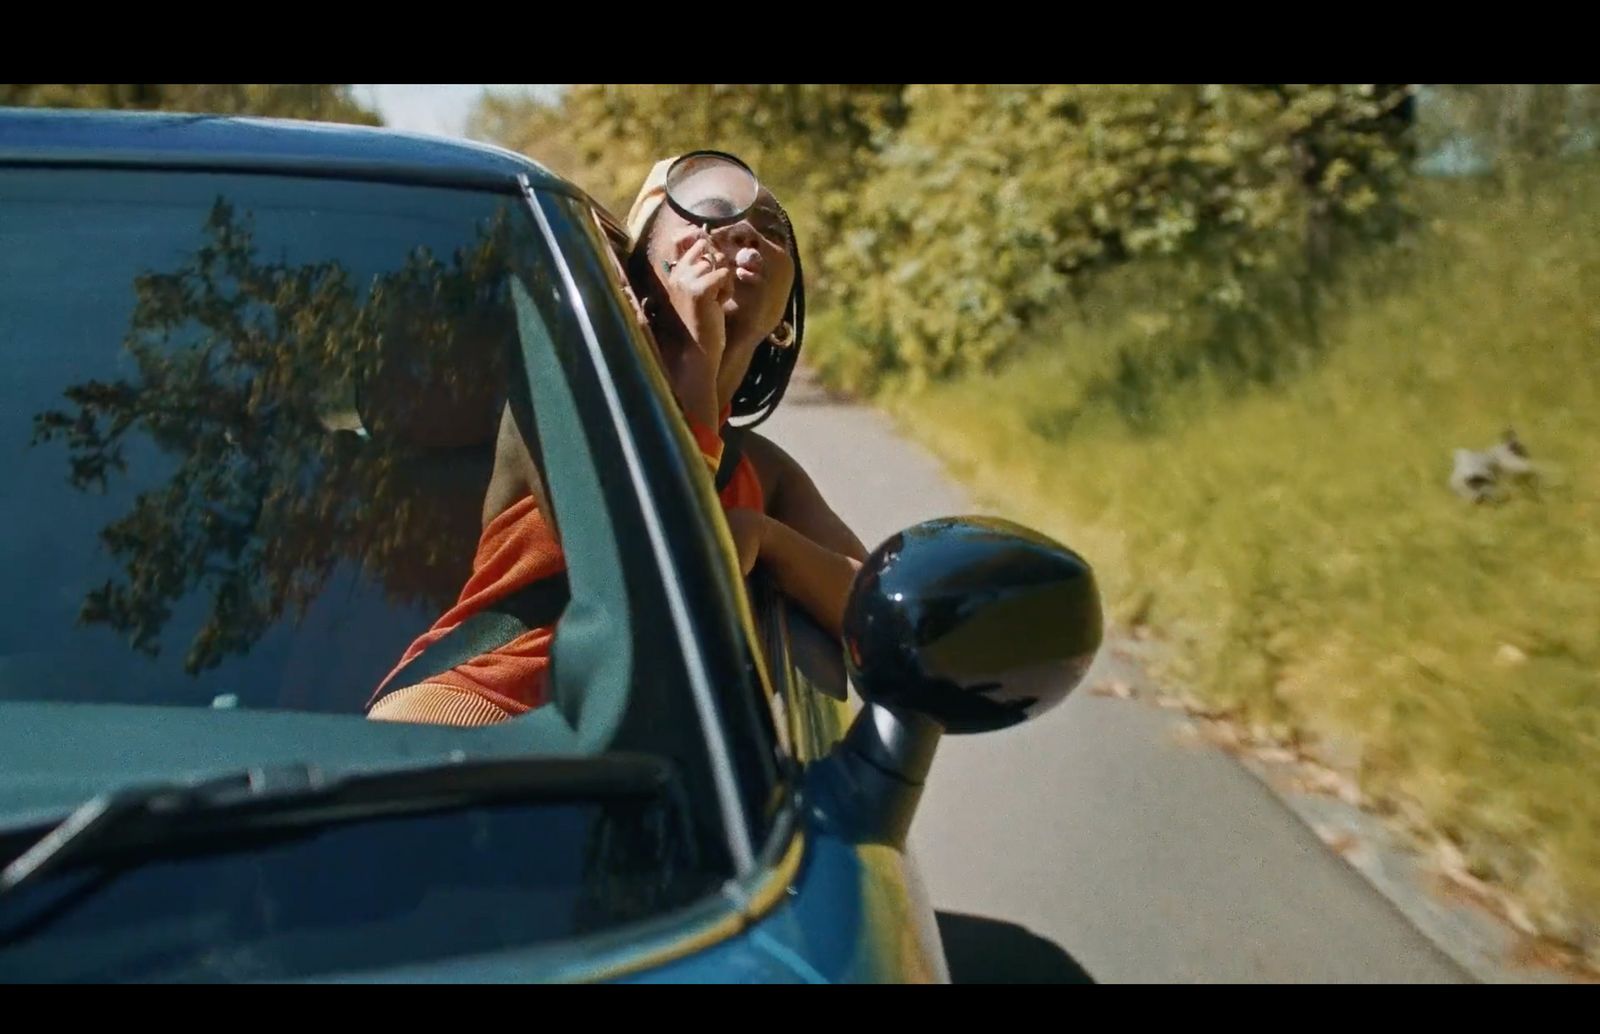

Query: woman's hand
[656,230,733,430]
[663,232,734,357]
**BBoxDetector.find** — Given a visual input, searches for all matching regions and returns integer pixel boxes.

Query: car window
[752,575,851,765]
[3,170,534,713]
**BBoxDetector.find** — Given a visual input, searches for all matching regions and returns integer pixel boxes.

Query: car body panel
[0,107,949,983]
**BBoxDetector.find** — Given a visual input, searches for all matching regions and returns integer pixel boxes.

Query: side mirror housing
[815,517,1103,846]
[843,516,1102,734]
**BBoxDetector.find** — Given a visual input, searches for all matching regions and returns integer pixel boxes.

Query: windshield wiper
[0,762,330,898]
[0,754,676,900]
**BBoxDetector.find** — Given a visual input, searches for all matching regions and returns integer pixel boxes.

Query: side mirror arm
[809,704,943,847]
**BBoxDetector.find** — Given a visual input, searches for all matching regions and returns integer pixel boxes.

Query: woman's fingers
[688,266,734,305]
[688,265,732,290]
[681,233,726,263]
[675,236,711,273]
[672,237,728,286]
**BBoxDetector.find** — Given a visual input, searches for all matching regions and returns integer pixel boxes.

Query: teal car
[0,109,1103,983]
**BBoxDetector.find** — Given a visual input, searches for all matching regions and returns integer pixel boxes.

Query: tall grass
[876,167,1600,957]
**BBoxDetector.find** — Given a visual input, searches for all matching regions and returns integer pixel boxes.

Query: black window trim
[521,178,757,876]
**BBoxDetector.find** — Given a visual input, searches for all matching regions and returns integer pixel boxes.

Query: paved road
[761,368,1469,983]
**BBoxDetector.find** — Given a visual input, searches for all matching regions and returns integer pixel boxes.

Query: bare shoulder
[741,429,802,495]
[741,429,819,511]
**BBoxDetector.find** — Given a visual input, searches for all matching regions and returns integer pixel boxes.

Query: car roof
[0,106,582,198]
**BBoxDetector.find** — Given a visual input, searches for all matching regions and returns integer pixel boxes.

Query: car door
[748,573,852,764]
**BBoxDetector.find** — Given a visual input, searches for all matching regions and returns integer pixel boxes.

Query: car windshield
[3,169,545,715]
[0,164,764,971]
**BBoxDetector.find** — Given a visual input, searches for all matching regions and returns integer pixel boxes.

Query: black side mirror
[843,516,1102,734]
[815,517,1102,846]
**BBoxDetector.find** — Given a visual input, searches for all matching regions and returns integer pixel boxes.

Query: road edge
[1096,635,1587,985]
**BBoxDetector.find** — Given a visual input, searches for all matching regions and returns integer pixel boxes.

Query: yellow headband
[625,156,678,248]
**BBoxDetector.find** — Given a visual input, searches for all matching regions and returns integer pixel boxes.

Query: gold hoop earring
[769,320,795,349]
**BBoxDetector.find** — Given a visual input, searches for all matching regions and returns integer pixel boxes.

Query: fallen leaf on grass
[1090,679,1136,700]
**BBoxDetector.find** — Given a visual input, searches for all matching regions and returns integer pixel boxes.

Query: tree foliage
[474,84,1416,387]
[1,83,380,125]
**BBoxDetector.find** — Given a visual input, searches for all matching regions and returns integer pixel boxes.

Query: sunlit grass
[874,168,1600,958]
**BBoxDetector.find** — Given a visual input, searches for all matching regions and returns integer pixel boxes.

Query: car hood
[0,701,561,828]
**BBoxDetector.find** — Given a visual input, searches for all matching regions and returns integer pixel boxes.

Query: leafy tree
[1,83,380,125]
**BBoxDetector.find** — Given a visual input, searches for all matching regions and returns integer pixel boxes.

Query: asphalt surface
[761,368,1470,984]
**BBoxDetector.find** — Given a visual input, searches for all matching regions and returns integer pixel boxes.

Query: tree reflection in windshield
[31,198,523,677]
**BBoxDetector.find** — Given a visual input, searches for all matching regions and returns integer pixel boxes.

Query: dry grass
[879,168,1600,961]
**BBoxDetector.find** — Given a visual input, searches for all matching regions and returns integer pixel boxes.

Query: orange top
[369,411,763,717]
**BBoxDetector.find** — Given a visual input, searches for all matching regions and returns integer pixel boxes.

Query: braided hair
[727,202,804,428]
